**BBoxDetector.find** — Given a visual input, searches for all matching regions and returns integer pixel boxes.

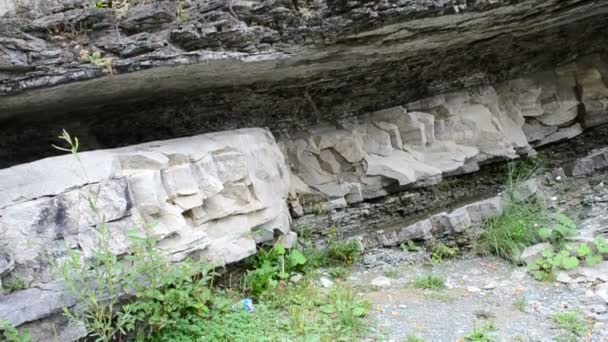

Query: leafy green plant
[431,243,457,264]
[118,230,217,338]
[244,244,307,297]
[80,49,113,74]
[406,335,425,342]
[552,311,590,337]
[412,275,445,290]
[0,321,30,342]
[527,248,579,281]
[552,214,577,246]
[464,322,497,342]
[595,235,608,255]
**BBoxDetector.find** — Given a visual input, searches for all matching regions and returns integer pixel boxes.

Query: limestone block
[365,150,442,186]
[115,152,169,175]
[212,149,250,183]
[409,141,479,174]
[0,281,77,328]
[410,111,436,145]
[497,78,544,119]
[200,238,257,265]
[431,207,472,235]
[192,155,224,198]
[577,68,608,127]
[397,219,433,241]
[537,123,583,146]
[128,171,168,215]
[464,196,504,226]
[373,121,403,150]
[523,120,558,143]
[316,129,366,163]
[319,149,343,174]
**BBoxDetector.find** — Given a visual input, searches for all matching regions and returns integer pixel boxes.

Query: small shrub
[464,322,497,342]
[412,275,445,290]
[431,243,457,264]
[552,311,590,337]
[0,321,30,342]
[326,238,361,265]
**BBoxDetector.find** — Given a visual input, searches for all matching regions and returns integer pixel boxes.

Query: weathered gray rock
[398,219,434,242]
[0,128,292,284]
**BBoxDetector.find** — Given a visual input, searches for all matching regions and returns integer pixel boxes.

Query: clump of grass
[412,275,445,290]
[476,158,548,262]
[552,311,591,337]
[464,322,497,342]
[476,197,548,261]
[406,335,425,342]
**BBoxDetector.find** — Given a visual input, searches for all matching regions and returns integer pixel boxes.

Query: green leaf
[560,256,579,270]
[288,250,307,268]
[595,236,608,254]
[585,254,602,267]
[576,244,591,257]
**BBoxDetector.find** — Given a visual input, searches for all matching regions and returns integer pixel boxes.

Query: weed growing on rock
[464,321,497,342]
[431,242,457,264]
[406,335,425,342]
[0,320,30,342]
[412,275,445,290]
[80,49,113,74]
[552,311,591,337]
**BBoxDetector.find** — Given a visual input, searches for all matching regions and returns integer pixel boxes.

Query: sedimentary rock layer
[1,0,608,166]
[283,55,608,211]
[0,128,291,287]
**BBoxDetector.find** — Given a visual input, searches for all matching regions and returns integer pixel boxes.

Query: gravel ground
[346,166,608,342]
[350,251,608,341]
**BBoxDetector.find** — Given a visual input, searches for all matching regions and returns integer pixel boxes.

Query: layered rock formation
[0,128,291,286]
[1,0,608,166]
[283,56,608,210]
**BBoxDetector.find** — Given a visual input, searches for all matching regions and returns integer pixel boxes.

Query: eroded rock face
[1,0,608,167]
[281,58,608,208]
[0,128,290,287]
